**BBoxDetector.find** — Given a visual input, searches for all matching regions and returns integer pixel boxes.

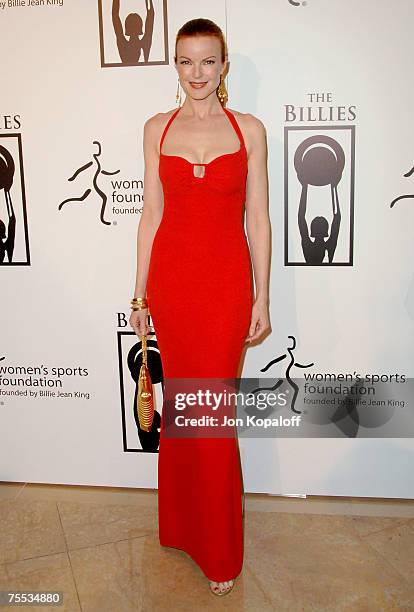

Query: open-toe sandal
[209,579,235,596]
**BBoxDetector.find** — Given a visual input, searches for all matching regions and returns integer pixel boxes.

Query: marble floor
[0,483,413,611]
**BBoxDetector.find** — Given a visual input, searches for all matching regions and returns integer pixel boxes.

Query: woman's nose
[192,64,202,78]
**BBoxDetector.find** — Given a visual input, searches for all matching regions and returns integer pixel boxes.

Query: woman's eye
[179,59,215,65]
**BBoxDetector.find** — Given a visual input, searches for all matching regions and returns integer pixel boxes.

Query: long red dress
[146,105,254,582]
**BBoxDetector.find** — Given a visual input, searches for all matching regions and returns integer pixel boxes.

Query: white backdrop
[1,0,413,498]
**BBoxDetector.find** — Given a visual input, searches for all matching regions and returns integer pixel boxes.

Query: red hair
[174,18,227,63]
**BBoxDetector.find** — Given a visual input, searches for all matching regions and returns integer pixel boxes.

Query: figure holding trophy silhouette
[112,0,155,64]
[0,145,16,264]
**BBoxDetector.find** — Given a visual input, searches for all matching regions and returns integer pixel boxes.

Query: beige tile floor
[0,482,413,611]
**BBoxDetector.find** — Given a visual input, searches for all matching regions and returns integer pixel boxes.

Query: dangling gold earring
[217,74,228,107]
[176,77,182,107]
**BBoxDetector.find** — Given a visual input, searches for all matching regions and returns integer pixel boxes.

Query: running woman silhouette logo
[58,140,120,226]
[98,0,169,68]
[390,163,414,208]
[0,136,30,265]
[285,127,355,266]
[250,336,314,415]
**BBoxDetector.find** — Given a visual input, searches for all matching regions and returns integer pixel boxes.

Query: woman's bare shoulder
[143,110,177,152]
[228,108,266,131]
[227,108,267,147]
[144,109,177,131]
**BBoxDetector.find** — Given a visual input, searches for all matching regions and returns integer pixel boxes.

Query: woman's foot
[209,579,235,596]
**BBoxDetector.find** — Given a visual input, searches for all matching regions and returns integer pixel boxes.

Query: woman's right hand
[129,307,150,338]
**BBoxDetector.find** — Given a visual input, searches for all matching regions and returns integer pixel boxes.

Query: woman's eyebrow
[178,55,217,60]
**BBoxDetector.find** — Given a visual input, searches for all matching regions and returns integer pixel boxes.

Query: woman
[129,18,271,596]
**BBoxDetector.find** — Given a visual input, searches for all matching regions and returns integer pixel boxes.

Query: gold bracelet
[131,296,148,311]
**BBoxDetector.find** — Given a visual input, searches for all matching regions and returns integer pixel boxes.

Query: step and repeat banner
[1,0,413,497]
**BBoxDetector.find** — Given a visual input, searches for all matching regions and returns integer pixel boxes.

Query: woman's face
[175,35,226,102]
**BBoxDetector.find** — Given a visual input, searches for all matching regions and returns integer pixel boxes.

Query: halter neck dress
[146,105,254,582]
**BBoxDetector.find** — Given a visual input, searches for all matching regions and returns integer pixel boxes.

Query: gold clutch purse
[136,334,154,432]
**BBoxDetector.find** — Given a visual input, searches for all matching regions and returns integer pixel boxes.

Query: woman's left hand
[245,299,271,343]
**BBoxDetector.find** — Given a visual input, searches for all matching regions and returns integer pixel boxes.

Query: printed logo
[59,140,120,226]
[0,356,91,403]
[285,126,355,265]
[250,335,314,414]
[390,162,414,208]
[0,135,30,265]
[58,140,143,225]
[98,0,169,67]
[237,338,411,438]
[0,1,63,11]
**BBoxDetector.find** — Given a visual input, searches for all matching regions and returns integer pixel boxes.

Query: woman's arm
[130,114,164,336]
[244,114,272,342]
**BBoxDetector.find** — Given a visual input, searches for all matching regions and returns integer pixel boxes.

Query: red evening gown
[146,105,254,582]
